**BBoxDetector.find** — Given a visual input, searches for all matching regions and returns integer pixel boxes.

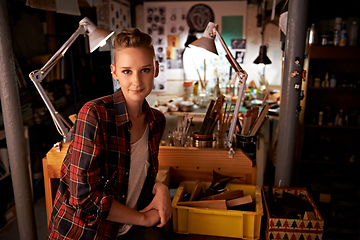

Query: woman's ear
[110,64,118,80]
[154,60,159,78]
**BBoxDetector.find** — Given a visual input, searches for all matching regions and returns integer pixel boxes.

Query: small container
[314,77,321,87]
[236,133,256,160]
[321,35,328,46]
[193,132,212,148]
[179,101,194,112]
[349,21,358,46]
[183,81,193,101]
[318,111,323,125]
[172,181,263,239]
[330,74,337,88]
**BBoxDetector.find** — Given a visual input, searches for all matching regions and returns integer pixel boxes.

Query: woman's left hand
[140,181,172,227]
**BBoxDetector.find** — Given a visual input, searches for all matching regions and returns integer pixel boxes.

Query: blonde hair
[112,28,155,57]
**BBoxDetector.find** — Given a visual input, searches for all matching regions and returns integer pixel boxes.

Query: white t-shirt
[118,125,150,236]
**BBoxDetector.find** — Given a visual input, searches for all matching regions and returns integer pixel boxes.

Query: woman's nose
[132,72,141,85]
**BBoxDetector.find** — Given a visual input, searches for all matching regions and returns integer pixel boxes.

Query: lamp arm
[28,25,87,142]
[40,26,86,81]
[29,75,72,142]
[212,27,248,157]
[213,27,243,72]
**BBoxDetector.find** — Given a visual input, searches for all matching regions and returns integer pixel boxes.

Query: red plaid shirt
[48,89,166,239]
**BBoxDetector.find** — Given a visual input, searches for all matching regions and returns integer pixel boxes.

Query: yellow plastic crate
[172,181,263,239]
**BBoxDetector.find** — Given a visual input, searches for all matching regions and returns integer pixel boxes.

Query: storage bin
[172,181,263,239]
[262,186,324,240]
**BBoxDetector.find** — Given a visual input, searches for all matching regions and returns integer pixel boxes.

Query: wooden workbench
[43,143,256,225]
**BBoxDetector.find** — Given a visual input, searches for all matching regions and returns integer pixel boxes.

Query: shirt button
[122,195,126,199]
[125,171,129,175]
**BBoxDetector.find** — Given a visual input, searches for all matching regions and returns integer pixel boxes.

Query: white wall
[135,2,283,105]
[243,3,283,87]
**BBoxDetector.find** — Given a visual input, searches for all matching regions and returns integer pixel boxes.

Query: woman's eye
[122,70,131,74]
[141,68,150,73]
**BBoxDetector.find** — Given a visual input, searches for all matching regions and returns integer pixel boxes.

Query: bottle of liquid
[308,23,317,45]
[193,81,199,96]
[324,72,329,87]
[339,21,348,46]
[333,17,342,46]
[220,78,226,95]
[349,21,358,46]
[330,74,337,88]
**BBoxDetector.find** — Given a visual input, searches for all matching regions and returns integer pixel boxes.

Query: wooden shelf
[304,124,360,130]
[306,46,360,60]
[300,41,360,239]
[307,87,360,91]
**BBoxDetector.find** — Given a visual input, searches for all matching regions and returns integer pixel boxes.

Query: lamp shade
[253,45,272,64]
[80,17,114,53]
[88,28,114,52]
[189,22,218,55]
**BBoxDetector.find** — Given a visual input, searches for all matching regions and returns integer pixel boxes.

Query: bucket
[193,132,213,148]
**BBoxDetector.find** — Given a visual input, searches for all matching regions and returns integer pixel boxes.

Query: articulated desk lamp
[29,17,114,142]
[189,22,248,158]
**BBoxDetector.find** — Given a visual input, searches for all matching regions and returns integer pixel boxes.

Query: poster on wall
[145,5,168,92]
[144,1,247,93]
[96,0,131,91]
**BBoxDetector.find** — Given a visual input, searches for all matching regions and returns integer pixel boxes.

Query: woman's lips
[130,89,143,94]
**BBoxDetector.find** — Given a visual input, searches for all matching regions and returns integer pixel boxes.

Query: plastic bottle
[193,81,199,96]
[349,21,358,46]
[339,21,348,46]
[324,72,329,87]
[334,17,342,46]
[330,74,337,88]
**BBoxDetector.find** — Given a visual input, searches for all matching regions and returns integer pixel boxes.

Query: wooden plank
[177,199,227,210]
[200,190,244,201]
[43,142,70,224]
[226,195,253,208]
[240,109,253,135]
[189,179,203,201]
[307,46,360,59]
[249,104,270,136]
[42,157,52,225]
[304,211,316,220]
[46,142,70,179]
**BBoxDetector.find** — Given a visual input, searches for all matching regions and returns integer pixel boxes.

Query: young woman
[48,28,172,239]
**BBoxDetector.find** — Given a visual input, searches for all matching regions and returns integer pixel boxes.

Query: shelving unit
[0,128,31,230]
[299,46,360,239]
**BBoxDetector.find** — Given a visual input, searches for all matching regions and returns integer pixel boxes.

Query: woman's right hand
[141,209,160,227]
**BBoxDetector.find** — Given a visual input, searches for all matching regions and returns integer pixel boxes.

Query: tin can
[193,132,213,148]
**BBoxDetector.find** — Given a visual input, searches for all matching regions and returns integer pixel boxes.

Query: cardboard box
[172,181,263,239]
[262,186,324,240]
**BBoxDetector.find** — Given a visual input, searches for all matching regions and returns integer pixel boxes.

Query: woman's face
[111,47,159,104]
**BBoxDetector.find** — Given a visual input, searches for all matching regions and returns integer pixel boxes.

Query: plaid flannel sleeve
[67,103,113,225]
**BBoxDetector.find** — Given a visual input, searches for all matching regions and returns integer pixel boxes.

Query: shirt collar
[113,88,156,130]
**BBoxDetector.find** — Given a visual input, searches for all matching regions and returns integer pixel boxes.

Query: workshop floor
[0,196,48,240]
